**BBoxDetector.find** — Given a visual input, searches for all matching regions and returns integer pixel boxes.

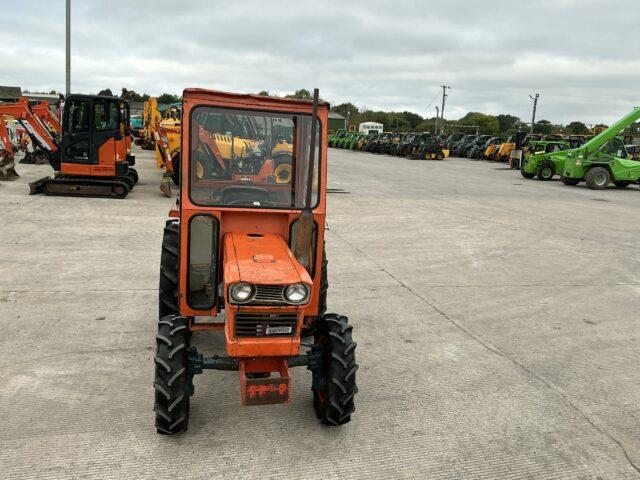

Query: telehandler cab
[154,88,358,435]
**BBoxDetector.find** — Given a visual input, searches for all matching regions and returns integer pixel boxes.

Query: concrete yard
[1,147,639,479]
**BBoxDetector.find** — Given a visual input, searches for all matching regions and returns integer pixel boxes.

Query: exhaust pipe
[293,88,320,271]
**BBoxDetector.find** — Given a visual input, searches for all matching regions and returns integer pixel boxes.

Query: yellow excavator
[136,98,162,150]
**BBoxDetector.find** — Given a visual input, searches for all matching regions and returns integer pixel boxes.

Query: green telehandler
[520,138,581,180]
[560,107,640,189]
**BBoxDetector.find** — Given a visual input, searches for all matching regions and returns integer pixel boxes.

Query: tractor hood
[223,232,312,286]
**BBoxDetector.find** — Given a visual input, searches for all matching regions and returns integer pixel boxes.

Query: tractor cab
[154,88,358,435]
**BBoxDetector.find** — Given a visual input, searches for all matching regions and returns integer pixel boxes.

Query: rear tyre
[160,220,179,318]
[585,166,610,190]
[312,314,358,426]
[154,315,190,435]
[536,162,555,181]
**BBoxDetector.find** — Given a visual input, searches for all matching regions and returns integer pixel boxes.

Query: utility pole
[439,85,451,135]
[529,93,539,134]
[435,106,440,134]
[65,0,71,96]
[346,110,351,131]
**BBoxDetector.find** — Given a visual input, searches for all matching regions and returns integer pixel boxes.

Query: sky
[3,0,640,125]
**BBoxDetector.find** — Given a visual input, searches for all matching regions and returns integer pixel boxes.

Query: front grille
[250,285,286,305]
[234,312,298,337]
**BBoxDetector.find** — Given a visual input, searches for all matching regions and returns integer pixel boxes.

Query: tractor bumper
[239,358,291,406]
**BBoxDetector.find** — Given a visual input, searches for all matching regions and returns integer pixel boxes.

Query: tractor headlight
[229,282,255,303]
[284,283,309,305]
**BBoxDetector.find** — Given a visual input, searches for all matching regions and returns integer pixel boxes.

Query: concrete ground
[1,147,639,479]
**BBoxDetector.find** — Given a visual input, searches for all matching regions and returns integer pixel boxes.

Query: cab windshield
[189,106,319,208]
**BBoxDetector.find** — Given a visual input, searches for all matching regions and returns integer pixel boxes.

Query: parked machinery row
[328,129,449,160]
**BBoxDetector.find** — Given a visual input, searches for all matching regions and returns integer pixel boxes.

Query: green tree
[565,121,589,135]
[400,111,424,129]
[285,89,311,100]
[157,93,180,104]
[98,88,113,96]
[257,90,269,96]
[120,88,150,102]
[332,102,358,119]
[534,119,554,135]
[458,112,499,134]
[496,114,521,134]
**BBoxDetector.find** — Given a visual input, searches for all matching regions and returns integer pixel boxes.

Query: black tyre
[520,168,535,179]
[128,168,139,184]
[154,315,190,435]
[312,314,358,426]
[561,176,580,186]
[585,166,610,190]
[160,220,179,318]
[536,161,555,181]
[613,181,630,188]
[171,153,180,186]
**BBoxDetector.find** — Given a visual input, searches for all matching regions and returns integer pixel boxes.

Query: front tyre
[312,314,358,426]
[154,315,190,435]
[536,161,555,181]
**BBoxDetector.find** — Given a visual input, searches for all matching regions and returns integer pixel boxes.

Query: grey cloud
[3,0,639,124]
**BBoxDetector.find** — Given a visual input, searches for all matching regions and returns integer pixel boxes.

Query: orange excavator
[0,98,60,179]
[0,93,139,197]
[17,99,62,164]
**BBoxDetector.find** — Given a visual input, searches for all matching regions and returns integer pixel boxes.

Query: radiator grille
[250,285,286,305]
[234,312,298,337]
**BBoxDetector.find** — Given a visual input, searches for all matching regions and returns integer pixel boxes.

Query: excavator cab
[30,94,138,198]
[154,88,358,435]
[60,95,134,177]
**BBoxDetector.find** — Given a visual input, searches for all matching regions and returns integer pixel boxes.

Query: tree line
[25,87,636,136]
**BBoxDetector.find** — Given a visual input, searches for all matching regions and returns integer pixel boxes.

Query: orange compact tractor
[154,88,358,434]
[29,94,138,198]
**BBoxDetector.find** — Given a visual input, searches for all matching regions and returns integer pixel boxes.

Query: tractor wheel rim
[274,163,292,184]
[595,173,606,185]
[543,168,552,177]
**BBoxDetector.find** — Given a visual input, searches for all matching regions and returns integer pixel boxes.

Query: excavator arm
[0,100,60,180]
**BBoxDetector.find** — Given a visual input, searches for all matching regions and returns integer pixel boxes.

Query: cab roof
[183,88,330,111]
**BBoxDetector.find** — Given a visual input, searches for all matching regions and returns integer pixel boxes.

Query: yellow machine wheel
[195,161,204,179]
[274,162,292,184]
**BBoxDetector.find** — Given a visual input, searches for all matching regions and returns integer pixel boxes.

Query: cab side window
[65,99,90,133]
[95,100,119,131]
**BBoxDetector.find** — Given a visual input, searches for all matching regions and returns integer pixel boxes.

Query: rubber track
[38,176,129,198]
